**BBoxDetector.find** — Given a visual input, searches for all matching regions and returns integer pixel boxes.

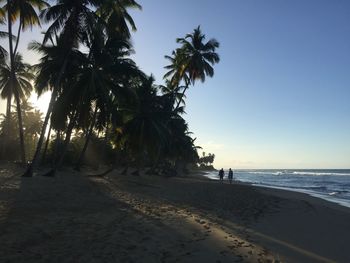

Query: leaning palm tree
[164,26,220,110]
[24,0,142,177]
[24,0,100,177]
[0,54,34,162]
[118,76,172,173]
[74,26,142,171]
[27,39,86,176]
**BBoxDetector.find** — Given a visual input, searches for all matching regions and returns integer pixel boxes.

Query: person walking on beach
[219,168,224,182]
[228,168,233,184]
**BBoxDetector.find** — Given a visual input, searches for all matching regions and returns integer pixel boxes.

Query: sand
[0,165,349,262]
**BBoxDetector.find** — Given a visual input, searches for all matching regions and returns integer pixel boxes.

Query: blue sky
[1,0,350,168]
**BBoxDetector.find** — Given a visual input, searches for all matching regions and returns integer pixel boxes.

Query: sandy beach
[1,165,350,263]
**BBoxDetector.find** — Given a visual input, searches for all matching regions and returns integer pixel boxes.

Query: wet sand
[0,165,349,262]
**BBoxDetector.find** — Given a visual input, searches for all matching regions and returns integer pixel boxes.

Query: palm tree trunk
[52,129,61,167]
[56,114,76,168]
[0,97,11,158]
[23,58,68,177]
[7,3,26,165]
[75,106,98,171]
[1,95,12,157]
[14,89,26,164]
[40,123,52,165]
[103,123,110,159]
[6,94,11,136]
[13,20,22,56]
[174,85,188,110]
[44,112,76,177]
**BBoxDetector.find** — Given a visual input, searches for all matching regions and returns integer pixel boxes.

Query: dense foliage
[0,0,219,176]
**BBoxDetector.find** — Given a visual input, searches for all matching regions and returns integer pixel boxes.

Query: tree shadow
[0,166,251,262]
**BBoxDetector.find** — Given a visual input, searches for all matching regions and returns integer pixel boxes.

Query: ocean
[204,169,350,208]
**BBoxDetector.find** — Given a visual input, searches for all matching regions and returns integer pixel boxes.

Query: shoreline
[197,170,350,209]
[1,165,350,262]
[196,174,350,262]
[254,184,350,209]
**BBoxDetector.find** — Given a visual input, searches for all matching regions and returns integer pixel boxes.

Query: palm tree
[1,0,48,164]
[0,31,9,61]
[164,26,220,110]
[40,122,51,164]
[3,0,48,55]
[74,104,98,170]
[24,0,142,176]
[11,100,44,159]
[74,26,142,171]
[159,79,187,109]
[96,0,141,39]
[165,117,200,172]
[164,49,189,88]
[0,54,33,106]
[35,45,87,175]
[23,0,99,176]
[116,75,175,173]
[40,23,143,175]
[0,54,34,162]
[0,8,8,60]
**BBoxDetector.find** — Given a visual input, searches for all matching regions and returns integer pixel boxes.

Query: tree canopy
[0,1,220,176]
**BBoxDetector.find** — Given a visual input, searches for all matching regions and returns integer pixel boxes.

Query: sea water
[204,169,350,208]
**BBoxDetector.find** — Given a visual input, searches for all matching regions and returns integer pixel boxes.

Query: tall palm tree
[117,76,173,173]
[0,53,34,162]
[29,40,86,176]
[164,26,220,110]
[4,0,48,55]
[24,0,142,176]
[1,0,48,164]
[39,25,143,175]
[74,27,142,171]
[23,0,98,176]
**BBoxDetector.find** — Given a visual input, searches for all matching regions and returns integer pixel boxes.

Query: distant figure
[218,168,224,182]
[228,168,233,184]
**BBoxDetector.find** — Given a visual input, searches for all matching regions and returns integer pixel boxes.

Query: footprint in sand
[227,245,236,250]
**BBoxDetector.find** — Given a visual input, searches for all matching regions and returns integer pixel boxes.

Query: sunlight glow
[29,91,51,115]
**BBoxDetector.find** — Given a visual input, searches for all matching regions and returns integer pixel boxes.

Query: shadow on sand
[0,166,249,262]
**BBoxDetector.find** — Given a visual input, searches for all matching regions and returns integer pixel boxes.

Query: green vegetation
[0,1,220,176]
[198,152,216,170]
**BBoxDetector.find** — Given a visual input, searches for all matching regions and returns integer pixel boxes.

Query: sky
[1,0,350,169]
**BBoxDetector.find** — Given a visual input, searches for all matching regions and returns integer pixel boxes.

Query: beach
[1,165,350,262]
